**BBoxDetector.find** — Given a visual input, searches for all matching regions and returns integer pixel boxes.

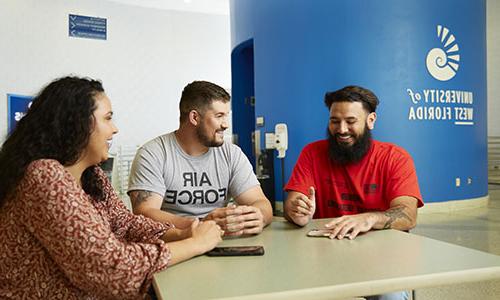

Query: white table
[153,218,500,299]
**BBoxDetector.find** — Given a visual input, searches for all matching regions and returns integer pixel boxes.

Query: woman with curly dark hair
[0,76,223,300]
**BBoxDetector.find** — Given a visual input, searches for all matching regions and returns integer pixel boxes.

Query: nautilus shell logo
[426,25,460,81]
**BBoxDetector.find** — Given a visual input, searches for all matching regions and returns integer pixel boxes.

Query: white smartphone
[307,229,332,237]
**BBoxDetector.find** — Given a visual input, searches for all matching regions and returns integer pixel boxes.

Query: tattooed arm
[129,190,195,229]
[322,196,418,240]
[380,196,418,230]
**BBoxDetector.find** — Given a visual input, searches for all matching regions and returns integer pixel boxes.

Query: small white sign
[265,133,275,149]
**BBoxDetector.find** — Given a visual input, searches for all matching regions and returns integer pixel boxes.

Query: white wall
[2,0,497,140]
[488,0,500,136]
[0,0,231,151]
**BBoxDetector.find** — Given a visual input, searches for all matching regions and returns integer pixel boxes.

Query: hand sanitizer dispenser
[275,123,288,158]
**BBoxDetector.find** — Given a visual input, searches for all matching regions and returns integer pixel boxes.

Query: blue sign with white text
[7,94,33,135]
[69,14,107,40]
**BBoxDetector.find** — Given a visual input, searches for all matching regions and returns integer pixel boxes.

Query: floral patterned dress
[0,159,172,299]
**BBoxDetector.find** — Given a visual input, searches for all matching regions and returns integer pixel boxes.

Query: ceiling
[106,0,230,15]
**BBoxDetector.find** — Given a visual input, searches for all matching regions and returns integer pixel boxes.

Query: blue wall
[230,0,487,203]
[231,39,256,167]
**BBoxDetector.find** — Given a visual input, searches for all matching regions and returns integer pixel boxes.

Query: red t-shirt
[285,139,424,219]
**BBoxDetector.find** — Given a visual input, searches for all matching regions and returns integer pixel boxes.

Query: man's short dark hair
[324,85,379,113]
[179,81,230,122]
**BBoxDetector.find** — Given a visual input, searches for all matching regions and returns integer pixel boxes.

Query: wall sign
[7,94,33,134]
[69,14,107,40]
[406,25,474,126]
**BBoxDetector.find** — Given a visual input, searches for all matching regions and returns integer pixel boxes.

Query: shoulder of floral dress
[24,159,66,181]
[92,164,107,178]
[92,164,114,193]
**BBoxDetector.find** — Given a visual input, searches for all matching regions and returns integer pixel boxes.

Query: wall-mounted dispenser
[274,123,288,159]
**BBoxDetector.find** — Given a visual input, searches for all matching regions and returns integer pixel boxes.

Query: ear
[366,112,377,130]
[188,110,201,126]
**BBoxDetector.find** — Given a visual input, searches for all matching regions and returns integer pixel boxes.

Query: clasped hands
[203,204,265,236]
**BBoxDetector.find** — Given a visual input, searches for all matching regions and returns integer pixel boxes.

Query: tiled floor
[411,185,500,299]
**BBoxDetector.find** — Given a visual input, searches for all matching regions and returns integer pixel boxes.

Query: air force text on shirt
[164,172,227,205]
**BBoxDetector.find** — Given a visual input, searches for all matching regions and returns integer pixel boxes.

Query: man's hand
[285,187,316,226]
[227,205,264,236]
[323,213,377,240]
[202,205,236,229]
[321,208,414,239]
[290,187,316,218]
[322,196,419,240]
[204,204,265,236]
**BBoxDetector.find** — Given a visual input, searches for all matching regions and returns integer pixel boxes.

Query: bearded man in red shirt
[284,85,424,240]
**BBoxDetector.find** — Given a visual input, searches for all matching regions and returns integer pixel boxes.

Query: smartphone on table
[206,246,265,256]
[307,229,332,237]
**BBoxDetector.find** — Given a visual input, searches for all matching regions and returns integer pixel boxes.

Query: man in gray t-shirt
[128,81,273,237]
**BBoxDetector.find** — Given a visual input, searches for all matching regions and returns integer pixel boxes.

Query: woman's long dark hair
[0,76,106,207]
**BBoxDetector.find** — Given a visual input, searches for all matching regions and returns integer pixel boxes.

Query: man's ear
[189,110,200,126]
[367,112,377,130]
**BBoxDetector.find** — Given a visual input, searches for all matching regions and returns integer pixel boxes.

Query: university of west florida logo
[426,25,460,81]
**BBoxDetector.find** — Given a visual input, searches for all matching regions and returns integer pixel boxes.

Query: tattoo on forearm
[130,190,153,207]
[382,207,412,229]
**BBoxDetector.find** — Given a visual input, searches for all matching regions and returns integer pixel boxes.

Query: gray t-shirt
[128,132,260,218]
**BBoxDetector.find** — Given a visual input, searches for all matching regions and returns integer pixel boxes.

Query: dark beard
[327,127,372,165]
[195,123,224,147]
